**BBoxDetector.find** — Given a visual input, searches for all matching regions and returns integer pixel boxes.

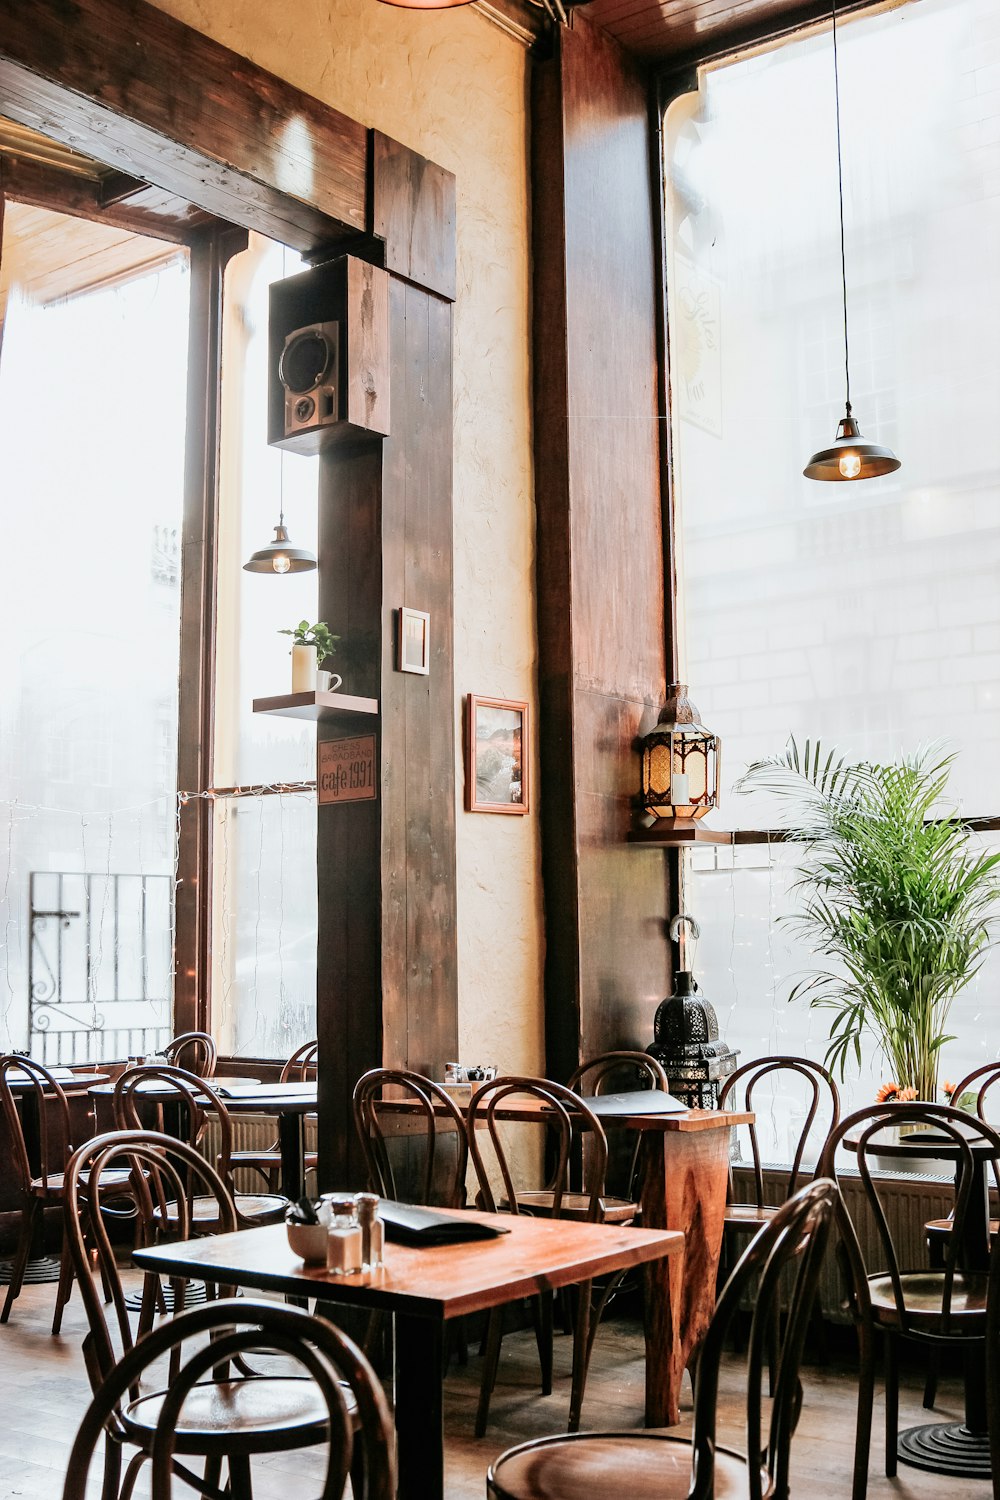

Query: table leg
[277,1112,304,1202]
[394,1313,444,1500]
[639,1127,730,1427]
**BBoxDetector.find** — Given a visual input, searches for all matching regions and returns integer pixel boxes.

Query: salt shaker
[356,1192,385,1270]
[326,1195,363,1275]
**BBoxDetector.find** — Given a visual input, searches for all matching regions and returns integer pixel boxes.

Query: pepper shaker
[356,1192,384,1270]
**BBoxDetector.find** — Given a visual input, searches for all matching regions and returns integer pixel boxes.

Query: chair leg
[228,1454,253,1500]
[531,1292,553,1397]
[203,1456,223,1499]
[567,1280,593,1434]
[51,1231,75,1335]
[350,1439,366,1499]
[884,1335,899,1479]
[922,1349,939,1410]
[852,1320,876,1500]
[475,1307,504,1438]
[100,1435,123,1500]
[1,1199,38,1324]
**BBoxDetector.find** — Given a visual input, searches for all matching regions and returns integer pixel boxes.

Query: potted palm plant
[738,740,1000,1102]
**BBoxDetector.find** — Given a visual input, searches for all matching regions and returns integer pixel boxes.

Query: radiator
[201,1115,318,1194]
[731,1164,955,1323]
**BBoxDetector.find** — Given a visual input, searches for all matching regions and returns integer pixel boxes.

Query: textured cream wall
[147,0,544,1077]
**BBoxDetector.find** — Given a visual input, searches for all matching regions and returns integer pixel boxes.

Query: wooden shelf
[628,824,733,847]
[252,691,379,723]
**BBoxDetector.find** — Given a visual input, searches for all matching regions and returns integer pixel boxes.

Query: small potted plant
[279,620,340,693]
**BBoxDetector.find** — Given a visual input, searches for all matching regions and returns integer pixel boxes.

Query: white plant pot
[291,642,318,693]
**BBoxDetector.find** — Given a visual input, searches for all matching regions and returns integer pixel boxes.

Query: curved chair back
[692,1178,838,1500]
[113,1063,233,1179]
[948,1060,1000,1123]
[353,1068,468,1208]
[0,1054,74,1193]
[63,1129,238,1391]
[61,1298,396,1500]
[161,1031,217,1078]
[468,1075,609,1222]
[281,1039,318,1083]
[818,1101,1000,1341]
[567,1049,669,1096]
[718,1054,841,1203]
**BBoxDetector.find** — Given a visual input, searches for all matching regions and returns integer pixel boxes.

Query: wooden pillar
[532,13,672,1079]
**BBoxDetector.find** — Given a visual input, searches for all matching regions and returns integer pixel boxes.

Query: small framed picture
[396,607,430,675]
[465,695,529,815]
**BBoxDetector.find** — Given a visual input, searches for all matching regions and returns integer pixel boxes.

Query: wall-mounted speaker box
[268,255,390,454]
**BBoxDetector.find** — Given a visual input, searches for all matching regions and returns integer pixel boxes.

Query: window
[664,0,1000,1125]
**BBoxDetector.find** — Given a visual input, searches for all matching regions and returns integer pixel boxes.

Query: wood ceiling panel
[0,199,182,308]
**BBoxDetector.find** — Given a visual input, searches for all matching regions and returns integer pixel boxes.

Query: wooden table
[133,1209,682,1500]
[88,1079,317,1199]
[379,1094,751,1425]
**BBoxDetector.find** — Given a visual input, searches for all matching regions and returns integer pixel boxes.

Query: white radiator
[201,1114,318,1194]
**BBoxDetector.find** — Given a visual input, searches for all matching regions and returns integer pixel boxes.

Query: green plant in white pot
[279,620,340,694]
[738,740,1000,1101]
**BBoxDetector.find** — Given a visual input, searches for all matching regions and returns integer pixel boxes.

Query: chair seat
[868,1270,988,1329]
[488,1431,765,1500]
[153,1193,288,1229]
[925,1216,999,1240]
[30,1166,133,1197]
[513,1191,636,1224]
[724,1203,778,1231]
[123,1375,345,1455]
[232,1149,319,1170]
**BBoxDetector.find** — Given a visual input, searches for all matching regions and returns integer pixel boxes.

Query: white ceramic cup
[316,671,343,693]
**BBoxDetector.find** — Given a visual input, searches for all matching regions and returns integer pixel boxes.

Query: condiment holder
[285,1192,385,1272]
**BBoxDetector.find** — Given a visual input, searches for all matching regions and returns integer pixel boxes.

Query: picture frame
[464,695,529,815]
[396,607,430,675]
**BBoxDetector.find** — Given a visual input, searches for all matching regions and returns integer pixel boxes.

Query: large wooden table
[133,1208,682,1500]
[379,1094,751,1426]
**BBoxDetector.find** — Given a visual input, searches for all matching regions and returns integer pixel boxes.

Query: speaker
[279,321,341,442]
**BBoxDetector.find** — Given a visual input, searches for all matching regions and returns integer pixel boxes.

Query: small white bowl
[286,1221,328,1265]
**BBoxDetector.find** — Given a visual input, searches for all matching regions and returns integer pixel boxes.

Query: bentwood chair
[467,1075,630,1436]
[817,1102,1000,1500]
[0,1054,131,1332]
[232,1040,319,1192]
[568,1050,669,1210]
[62,1133,394,1500]
[353,1067,469,1209]
[113,1064,287,1231]
[161,1032,217,1079]
[486,1178,838,1500]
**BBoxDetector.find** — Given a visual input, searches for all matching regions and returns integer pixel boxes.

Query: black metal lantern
[647,968,739,1110]
[639,683,720,831]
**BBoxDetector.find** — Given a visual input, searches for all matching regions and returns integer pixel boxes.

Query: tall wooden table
[378,1094,751,1426]
[133,1209,682,1500]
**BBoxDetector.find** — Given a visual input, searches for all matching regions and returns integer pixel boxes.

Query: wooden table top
[6,1069,108,1093]
[378,1093,752,1132]
[132,1208,683,1321]
[88,1079,317,1113]
[843,1120,1000,1162]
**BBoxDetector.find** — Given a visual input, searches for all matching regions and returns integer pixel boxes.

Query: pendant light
[804,0,901,483]
[243,458,317,575]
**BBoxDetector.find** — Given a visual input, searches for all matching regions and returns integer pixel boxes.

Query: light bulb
[839,452,862,479]
[272,554,291,574]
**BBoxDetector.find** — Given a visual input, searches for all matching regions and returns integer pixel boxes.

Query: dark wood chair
[817,1101,1000,1500]
[113,1063,287,1230]
[62,1136,394,1500]
[161,1031,217,1078]
[0,1053,131,1332]
[231,1040,318,1192]
[353,1066,469,1209]
[486,1177,838,1500]
[467,1074,630,1436]
[567,1049,670,1211]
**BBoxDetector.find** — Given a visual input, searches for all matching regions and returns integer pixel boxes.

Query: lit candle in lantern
[671,771,690,807]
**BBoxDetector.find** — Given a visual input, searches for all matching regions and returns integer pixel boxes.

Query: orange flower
[943,1080,956,1100]
[897,1086,919,1102]
[876,1082,900,1102]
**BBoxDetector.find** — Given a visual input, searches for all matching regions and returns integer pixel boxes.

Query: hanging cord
[832,0,851,412]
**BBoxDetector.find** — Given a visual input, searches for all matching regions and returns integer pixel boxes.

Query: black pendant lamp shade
[243,521,317,575]
[803,403,901,482]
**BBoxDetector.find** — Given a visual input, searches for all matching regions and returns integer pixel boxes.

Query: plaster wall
[146,0,544,1079]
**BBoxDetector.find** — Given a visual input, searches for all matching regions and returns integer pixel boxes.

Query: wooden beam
[0,154,214,245]
[0,0,368,253]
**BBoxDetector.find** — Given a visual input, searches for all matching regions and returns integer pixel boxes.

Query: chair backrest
[817,1102,1000,1340]
[353,1068,468,1208]
[467,1075,610,1222]
[161,1030,217,1078]
[113,1063,233,1179]
[948,1060,1000,1122]
[718,1055,841,1203]
[566,1049,669,1096]
[63,1129,238,1391]
[690,1179,838,1500]
[281,1038,318,1083]
[61,1298,396,1500]
[0,1054,73,1192]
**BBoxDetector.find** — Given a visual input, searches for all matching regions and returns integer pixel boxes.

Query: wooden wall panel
[532,12,671,1081]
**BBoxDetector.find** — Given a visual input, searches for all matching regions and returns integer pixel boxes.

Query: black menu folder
[379,1201,510,1247]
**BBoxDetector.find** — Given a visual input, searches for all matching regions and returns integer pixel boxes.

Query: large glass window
[0,204,188,1061]
[665,0,1000,1122]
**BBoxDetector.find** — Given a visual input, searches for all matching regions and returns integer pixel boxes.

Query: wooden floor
[0,1274,985,1499]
